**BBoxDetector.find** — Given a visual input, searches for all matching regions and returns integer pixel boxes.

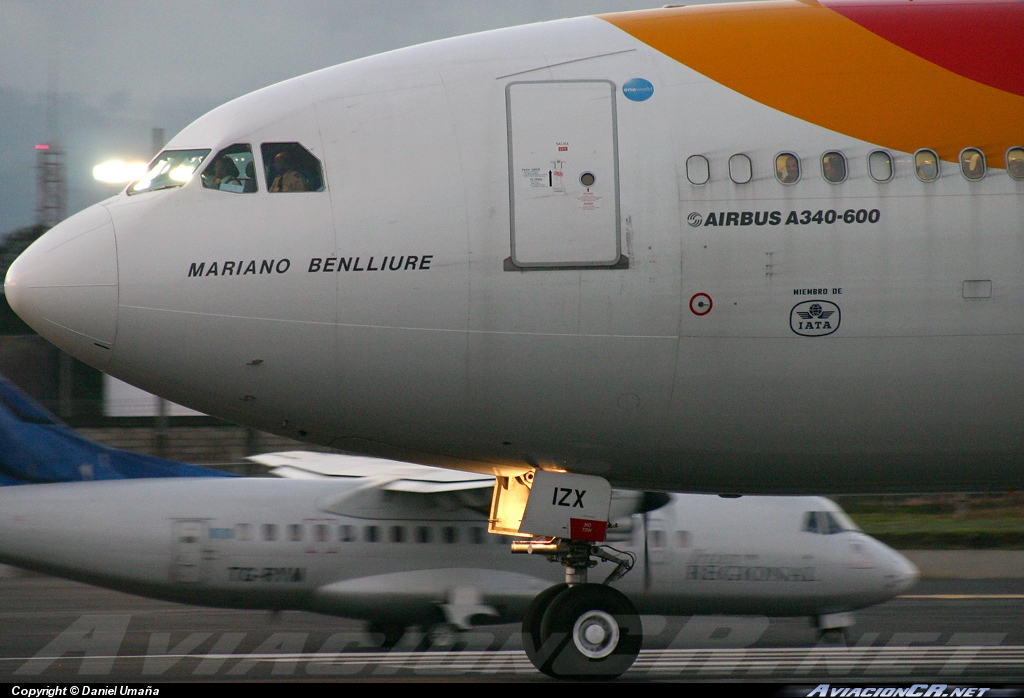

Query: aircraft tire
[536,584,642,680]
[521,583,568,671]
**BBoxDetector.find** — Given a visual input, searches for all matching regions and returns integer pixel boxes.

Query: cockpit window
[202,144,257,193]
[261,142,325,193]
[803,510,859,534]
[128,149,210,195]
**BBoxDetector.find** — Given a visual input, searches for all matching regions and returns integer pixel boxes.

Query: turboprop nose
[884,548,920,594]
[867,538,919,596]
[4,204,118,371]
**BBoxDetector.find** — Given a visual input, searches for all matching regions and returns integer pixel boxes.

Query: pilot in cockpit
[268,151,310,192]
[202,155,244,193]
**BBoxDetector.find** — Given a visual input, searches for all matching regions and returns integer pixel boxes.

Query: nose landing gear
[516,540,641,679]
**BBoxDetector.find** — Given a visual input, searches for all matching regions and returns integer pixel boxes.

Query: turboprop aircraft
[5,0,1019,677]
[0,459,917,657]
[0,383,915,657]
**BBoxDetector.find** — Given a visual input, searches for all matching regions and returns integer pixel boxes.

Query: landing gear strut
[515,538,641,679]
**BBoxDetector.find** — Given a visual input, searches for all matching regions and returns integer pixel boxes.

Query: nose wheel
[522,583,642,680]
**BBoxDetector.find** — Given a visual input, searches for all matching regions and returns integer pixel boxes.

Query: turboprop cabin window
[1007,148,1024,180]
[262,142,324,192]
[775,152,800,184]
[201,144,256,193]
[915,149,939,181]
[960,148,985,181]
[128,149,210,195]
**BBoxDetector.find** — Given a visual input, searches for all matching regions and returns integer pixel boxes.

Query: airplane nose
[888,550,920,594]
[875,543,919,594]
[4,204,118,371]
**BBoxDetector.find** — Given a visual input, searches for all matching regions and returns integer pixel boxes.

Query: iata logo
[790,300,840,337]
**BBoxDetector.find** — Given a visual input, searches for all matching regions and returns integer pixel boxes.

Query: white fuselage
[0,479,916,624]
[7,4,1024,494]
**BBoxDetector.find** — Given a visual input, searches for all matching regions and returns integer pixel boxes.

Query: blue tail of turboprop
[0,375,232,484]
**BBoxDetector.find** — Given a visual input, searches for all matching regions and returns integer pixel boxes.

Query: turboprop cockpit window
[1005,147,1024,180]
[128,149,210,195]
[201,144,257,193]
[803,510,859,534]
[262,142,325,192]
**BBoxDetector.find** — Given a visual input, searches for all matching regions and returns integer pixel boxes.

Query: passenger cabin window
[960,148,985,181]
[128,149,210,195]
[288,524,304,542]
[676,530,691,548]
[390,525,406,543]
[821,151,847,183]
[314,524,328,543]
[262,523,278,542]
[364,525,379,543]
[686,155,710,185]
[339,524,355,542]
[868,150,893,182]
[202,144,256,193]
[915,149,939,181]
[235,524,252,541]
[416,526,432,544]
[262,142,324,192]
[728,154,752,184]
[775,152,800,184]
[1007,147,1024,180]
[442,526,458,544]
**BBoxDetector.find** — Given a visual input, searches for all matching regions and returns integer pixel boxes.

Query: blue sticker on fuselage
[622,78,654,102]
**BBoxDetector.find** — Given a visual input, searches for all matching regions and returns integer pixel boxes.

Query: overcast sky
[0,0,703,236]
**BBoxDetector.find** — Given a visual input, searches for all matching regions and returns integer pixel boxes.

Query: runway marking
[8,647,1021,678]
[899,594,1024,599]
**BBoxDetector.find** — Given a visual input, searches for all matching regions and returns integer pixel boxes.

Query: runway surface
[0,576,1021,682]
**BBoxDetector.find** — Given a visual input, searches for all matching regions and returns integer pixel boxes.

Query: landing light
[92,160,149,184]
